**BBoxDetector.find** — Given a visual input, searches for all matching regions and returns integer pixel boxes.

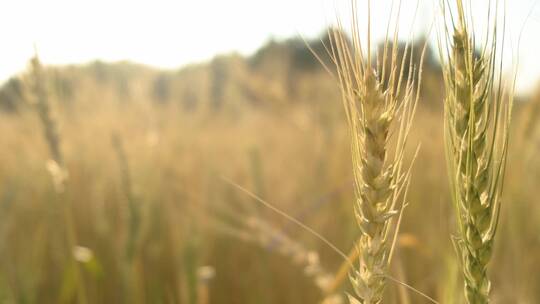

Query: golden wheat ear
[438,0,513,303]
[325,0,428,303]
[28,55,68,193]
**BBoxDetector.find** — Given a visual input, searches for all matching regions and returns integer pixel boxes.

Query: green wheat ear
[439,1,513,303]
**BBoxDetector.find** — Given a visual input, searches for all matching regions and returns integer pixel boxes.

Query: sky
[1,0,540,93]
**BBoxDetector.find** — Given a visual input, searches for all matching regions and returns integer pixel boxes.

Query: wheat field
[1,1,540,303]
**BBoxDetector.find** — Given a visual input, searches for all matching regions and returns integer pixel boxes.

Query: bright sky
[1,0,540,93]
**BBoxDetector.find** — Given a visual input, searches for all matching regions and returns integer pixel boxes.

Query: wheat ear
[29,56,68,192]
[328,1,426,302]
[28,55,89,304]
[439,1,512,303]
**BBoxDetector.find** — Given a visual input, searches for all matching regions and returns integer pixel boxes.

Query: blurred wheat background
[1,0,540,303]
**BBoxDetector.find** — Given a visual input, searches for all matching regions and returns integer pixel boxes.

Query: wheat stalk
[112,134,141,262]
[27,55,89,304]
[439,1,513,303]
[327,1,426,302]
